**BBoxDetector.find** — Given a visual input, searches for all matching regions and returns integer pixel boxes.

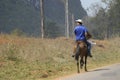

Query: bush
[10,29,25,36]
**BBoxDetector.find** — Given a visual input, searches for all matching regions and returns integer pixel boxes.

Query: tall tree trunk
[65,0,69,38]
[40,0,45,38]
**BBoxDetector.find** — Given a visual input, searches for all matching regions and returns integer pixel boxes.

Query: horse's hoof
[85,70,88,72]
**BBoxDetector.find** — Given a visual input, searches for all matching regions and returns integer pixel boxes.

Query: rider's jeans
[86,41,92,55]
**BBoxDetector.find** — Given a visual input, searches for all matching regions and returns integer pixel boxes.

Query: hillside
[0,0,87,37]
[0,0,41,36]
[0,35,120,80]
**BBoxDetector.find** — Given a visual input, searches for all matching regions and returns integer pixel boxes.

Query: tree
[65,0,69,38]
[45,21,63,38]
[84,0,120,39]
[40,0,45,38]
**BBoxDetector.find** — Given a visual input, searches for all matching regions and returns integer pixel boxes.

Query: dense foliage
[85,0,120,39]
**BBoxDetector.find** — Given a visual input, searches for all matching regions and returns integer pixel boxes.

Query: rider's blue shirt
[74,25,88,41]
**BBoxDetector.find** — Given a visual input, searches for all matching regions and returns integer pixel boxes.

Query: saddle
[76,41,87,48]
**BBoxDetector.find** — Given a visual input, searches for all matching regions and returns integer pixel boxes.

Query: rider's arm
[74,27,77,35]
[84,27,92,39]
[85,31,92,39]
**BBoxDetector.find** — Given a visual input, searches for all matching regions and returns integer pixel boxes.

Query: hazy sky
[80,0,102,9]
[80,0,102,16]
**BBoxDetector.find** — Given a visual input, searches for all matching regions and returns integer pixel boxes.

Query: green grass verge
[0,35,120,80]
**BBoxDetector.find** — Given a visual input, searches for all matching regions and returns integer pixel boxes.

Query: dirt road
[57,63,120,80]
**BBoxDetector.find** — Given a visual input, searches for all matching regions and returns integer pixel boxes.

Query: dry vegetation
[0,34,120,80]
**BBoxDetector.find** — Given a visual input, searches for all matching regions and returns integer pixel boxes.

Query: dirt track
[56,63,120,80]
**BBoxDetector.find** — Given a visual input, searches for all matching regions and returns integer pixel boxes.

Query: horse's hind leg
[77,60,80,73]
[80,57,84,69]
[84,55,88,72]
[76,56,80,73]
[75,48,80,73]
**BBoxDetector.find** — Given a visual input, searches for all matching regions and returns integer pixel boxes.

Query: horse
[74,41,88,73]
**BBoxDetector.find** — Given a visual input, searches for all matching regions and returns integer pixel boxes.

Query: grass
[0,34,120,80]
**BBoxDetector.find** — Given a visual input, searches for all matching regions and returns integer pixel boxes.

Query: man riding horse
[72,19,92,58]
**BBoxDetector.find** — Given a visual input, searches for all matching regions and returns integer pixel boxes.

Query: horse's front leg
[84,55,88,72]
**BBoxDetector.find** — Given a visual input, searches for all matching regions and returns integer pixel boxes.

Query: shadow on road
[88,68,110,72]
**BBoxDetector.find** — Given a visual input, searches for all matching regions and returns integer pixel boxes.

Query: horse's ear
[85,32,92,39]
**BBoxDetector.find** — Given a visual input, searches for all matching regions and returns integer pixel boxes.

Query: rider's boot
[87,48,92,57]
[88,52,92,57]
[87,46,92,57]
[72,54,75,57]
